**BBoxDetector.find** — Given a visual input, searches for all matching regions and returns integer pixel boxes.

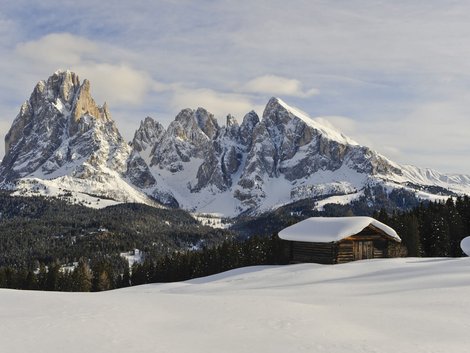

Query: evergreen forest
[0,191,469,292]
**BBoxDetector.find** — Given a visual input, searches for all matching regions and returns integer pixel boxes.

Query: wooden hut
[278,217,401,264]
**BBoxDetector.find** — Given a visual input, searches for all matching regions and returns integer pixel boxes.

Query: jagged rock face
[233,97,405,208]
[148,108,235,192]
[1,71,122,180]
[0,70,154,206]
[208,115,244,190]
[2,73,469,215]
[151,108,214,171]
[131,116,165,154]
[126,151,156,189]
[2,71,81,181]
[239,111,259,149]
[195,108,219,139]
[142,97,381,209]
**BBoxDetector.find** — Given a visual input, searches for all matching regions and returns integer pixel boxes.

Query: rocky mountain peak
[3,72,82,168]
[262,96,298,130]
[46,70,80,104]
[264,97,286,115]
[226,114,238,127]
[174,108,194,122]
[239,110,259,148]
[165,107,219,144]
[132,116,165,153]
[0,71,156,208]
[3,73,470,216]
[241,110,259,127]
[195,107,219,139]
[223,114,240,140]
[143,116,156,125]
[71,78,106,124]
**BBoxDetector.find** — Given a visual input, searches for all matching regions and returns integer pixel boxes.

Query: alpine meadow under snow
[1,258,470,353]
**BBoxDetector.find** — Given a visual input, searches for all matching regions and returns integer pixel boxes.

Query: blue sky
[1,0,469,173]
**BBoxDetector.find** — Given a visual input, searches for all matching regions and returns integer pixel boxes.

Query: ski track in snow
[1,258,470,353]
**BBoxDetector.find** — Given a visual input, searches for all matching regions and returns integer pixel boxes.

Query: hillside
[1,258,469,353]
[0,191,232,268]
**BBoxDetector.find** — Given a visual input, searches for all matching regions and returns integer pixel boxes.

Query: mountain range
[1,70,469,217]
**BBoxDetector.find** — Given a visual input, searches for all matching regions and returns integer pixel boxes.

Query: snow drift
[1,258,470,353]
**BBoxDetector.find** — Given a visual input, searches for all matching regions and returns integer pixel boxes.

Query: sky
[0,0,469,174]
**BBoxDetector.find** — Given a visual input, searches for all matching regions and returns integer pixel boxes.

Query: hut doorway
[353,240,374,260]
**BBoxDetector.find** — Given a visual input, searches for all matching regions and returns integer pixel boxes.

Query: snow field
[1,258,470,353]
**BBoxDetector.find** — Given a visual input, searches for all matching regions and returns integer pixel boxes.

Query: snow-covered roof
[460,236,470,256]
[278,217,401,243]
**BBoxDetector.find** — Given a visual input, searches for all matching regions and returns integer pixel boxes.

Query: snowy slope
[2,71,470,214]
[276,97,359,146]
[134,97,470,216]
[0,70,157,208]
[1,258,470,353]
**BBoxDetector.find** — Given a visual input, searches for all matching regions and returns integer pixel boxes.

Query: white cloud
[16,33,97,66]
[10,33,157,108]
[71,63,153,106]
[0,15,19,46]
[325,96,470,173]
[243,75,318,98]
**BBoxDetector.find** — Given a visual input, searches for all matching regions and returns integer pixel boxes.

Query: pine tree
[120,266,131,288]
[96,271,111,291]
[446,199,466,256]
[23,270,38,290]
[46,261,61,291]
[428,213,450,257]
[37,263,47,290]
[403,214,421,257]
[72,259,92,292]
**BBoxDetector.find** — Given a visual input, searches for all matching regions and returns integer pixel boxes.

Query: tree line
[0,192,232,268]
[374,196,470,257]
[0,235,289,291]
[0,195,469,292]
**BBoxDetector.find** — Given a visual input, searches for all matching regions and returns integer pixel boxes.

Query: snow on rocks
[2,70,470,216]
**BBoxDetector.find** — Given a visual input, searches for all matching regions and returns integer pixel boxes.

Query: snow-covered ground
[192,212,232,229]
[120,249,144,268]
[1,258,470,353]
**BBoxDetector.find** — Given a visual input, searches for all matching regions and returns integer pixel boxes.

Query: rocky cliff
[0,70,155,207]
[2,71,470,215]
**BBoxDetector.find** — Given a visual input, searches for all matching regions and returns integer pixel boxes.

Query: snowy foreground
[1,258,470,353]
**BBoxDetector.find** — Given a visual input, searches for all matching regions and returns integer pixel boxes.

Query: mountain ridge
[1,71,470,216]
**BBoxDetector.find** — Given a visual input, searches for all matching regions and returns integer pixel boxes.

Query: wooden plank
[373,250,384,258]
[292,241,336,264]
[352,240,375,260]
[344,235,386,241]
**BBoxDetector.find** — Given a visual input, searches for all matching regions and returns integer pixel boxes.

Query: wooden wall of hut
[289,231,392,264]
[336,236,388,264]
[290,241,336,264]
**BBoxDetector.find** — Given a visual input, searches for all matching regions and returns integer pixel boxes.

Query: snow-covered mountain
[0,70,156,208]
[1,71,470,214]
[133,96,470,215]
